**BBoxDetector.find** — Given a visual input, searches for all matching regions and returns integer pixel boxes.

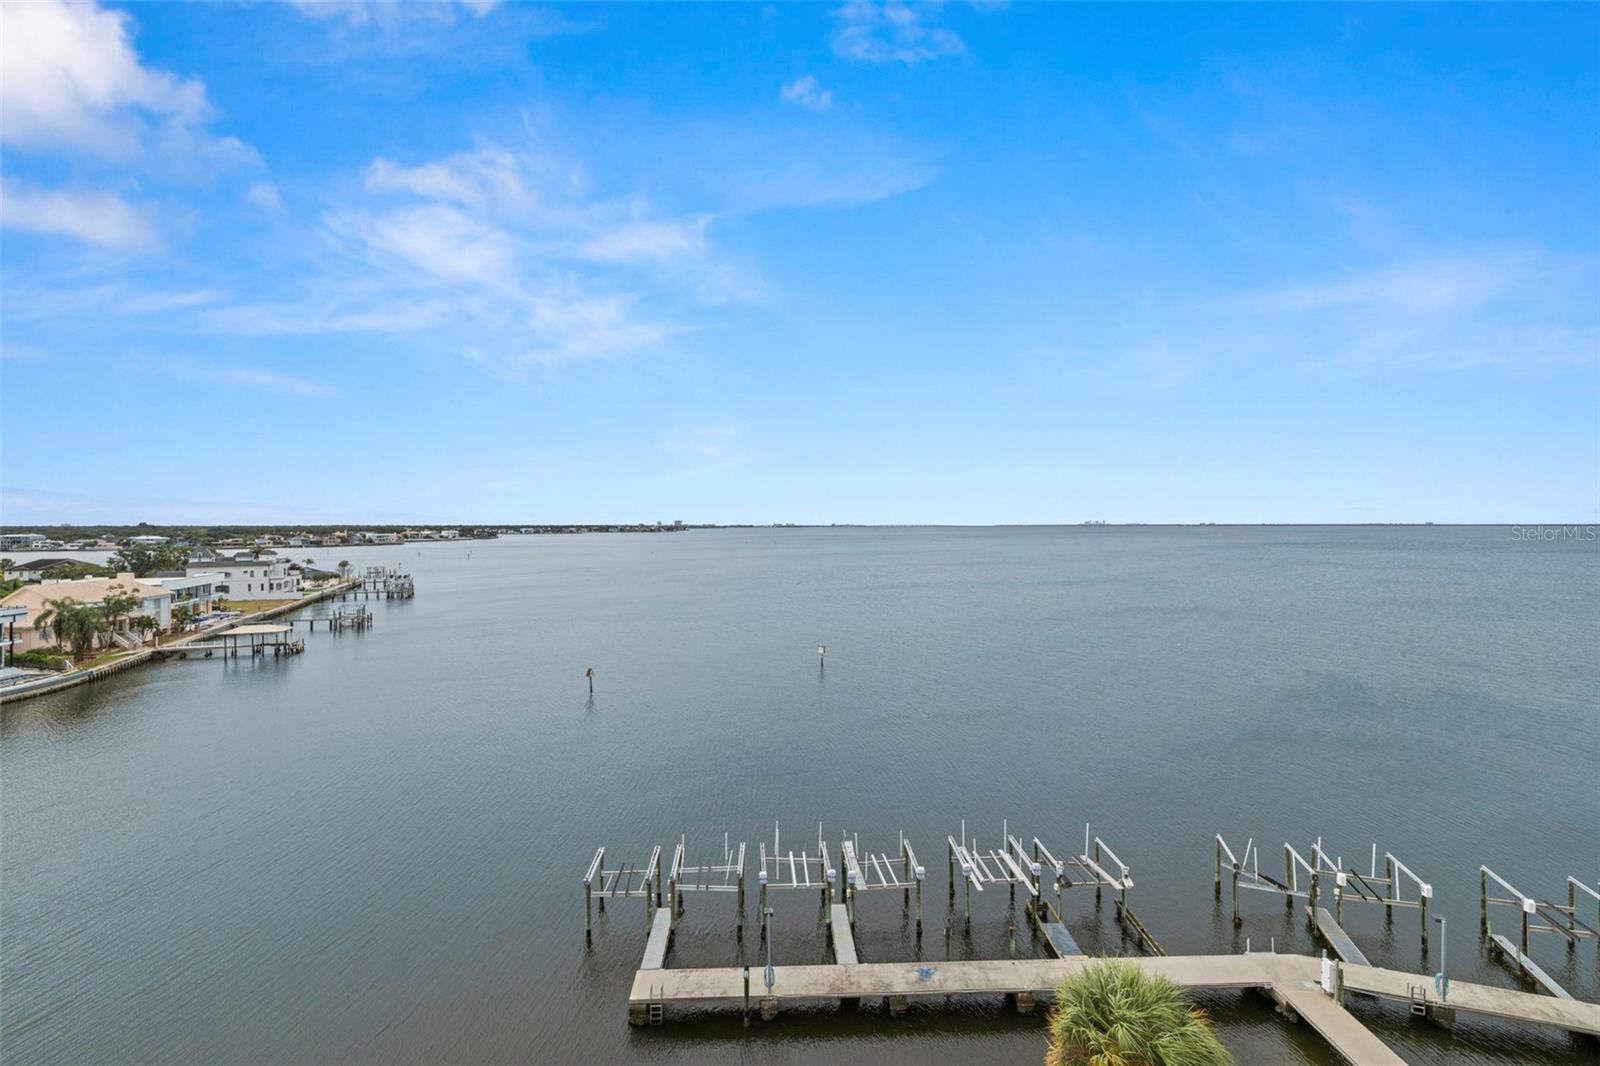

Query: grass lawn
[79,650,129,670]
[221,599,294,614]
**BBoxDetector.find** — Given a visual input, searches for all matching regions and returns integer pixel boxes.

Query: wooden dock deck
[828,905,858,965]
[1314,907,1371,966]
[1488,932,1573,999]
[1339,957,1598,1033]
[640,909,673,970]
[629,951,1600,1059]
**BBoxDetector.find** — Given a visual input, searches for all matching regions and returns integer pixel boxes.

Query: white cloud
[286,0,501,27]
[365,148,529,208]
[0,0,246,167]
[831,2,964,65]
[1244,253,1547,316]
[247,181,285,213]
[781,75,835,112]
[327,202,520,288]
[211,367,335,397]
[578,218,708,264]
[5,280,222,320]
[0,179,158,249]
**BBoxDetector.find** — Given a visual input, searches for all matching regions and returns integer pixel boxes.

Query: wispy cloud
[198,142,727,375]
[210,367,335,397]
[285,0,501,29]
[0,179,159,249]
[1239,252,1559,316]
[247,181,285,212]
[5,279,223,320]
[831,2,964,65]
[780,75,834,112]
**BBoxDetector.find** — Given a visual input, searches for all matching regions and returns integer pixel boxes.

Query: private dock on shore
[592,822,1600,1064]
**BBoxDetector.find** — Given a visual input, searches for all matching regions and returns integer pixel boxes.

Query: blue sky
[2,1,1596,525]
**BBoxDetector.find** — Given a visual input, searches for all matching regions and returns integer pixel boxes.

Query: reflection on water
[2,527,1596,1064]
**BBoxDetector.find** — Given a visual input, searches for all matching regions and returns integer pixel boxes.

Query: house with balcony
[183,552,302,601]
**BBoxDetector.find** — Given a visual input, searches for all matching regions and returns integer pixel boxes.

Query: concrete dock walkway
[629,950,1600,1062]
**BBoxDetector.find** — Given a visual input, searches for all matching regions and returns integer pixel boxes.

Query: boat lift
[584,844,662,939]
[1478,864,1593,973]
[755,822,837,935]
[838,831,924,931]
[1214,833,1433,949]
[667,834,747,935]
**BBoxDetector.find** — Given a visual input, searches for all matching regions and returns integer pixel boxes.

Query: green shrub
[1047,961,1232,1066]
[12,648,70,672]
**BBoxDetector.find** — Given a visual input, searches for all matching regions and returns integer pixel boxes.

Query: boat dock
[597,822,1600,1063]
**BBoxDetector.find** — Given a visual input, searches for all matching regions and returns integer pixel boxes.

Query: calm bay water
[2,526,1596,1064]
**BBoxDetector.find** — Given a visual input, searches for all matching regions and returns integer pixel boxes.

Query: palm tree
[130,615,161,645]
[50,601,105,661]
[1046,962,1231,1066]
[33,596,74,650]
[337,560,351,579]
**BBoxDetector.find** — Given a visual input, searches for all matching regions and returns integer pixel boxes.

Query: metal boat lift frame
[1213,833,1433,946]
[756,822,837,935]
[838,831,924,931]
[668,834,748,935]
[584,844,662,938]
[1480,867,1599,957]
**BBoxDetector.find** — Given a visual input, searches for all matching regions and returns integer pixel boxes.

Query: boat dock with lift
[589,821,1600,1064]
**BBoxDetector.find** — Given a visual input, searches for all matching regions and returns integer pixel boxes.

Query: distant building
[673,520,684,530]
[126,535,170,546]
[0,533,48,552]
[439,529,460,539]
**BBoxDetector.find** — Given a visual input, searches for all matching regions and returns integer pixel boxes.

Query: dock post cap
[1336,872,1347,887]
[1420,883,1433,899]
[914,865,925,880]
[1522,897,1537,913]
[758,870,769,886]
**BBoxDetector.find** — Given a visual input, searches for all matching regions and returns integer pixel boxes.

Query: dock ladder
[646,984,665,1026]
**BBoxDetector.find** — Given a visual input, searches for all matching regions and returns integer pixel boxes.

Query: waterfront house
[5,558,90,582]
[183,552,302,600]
[125,535,170,546]
[0,574,173,653]
[147,574,224,618]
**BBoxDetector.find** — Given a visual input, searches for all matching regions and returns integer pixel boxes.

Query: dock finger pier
[585,818,1599,1064]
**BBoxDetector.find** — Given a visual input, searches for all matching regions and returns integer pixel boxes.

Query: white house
[0,533,48,552]
[439,529,460,539]
[126,535,170,546]
[147,574,224,617]
[184,552,302,601]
